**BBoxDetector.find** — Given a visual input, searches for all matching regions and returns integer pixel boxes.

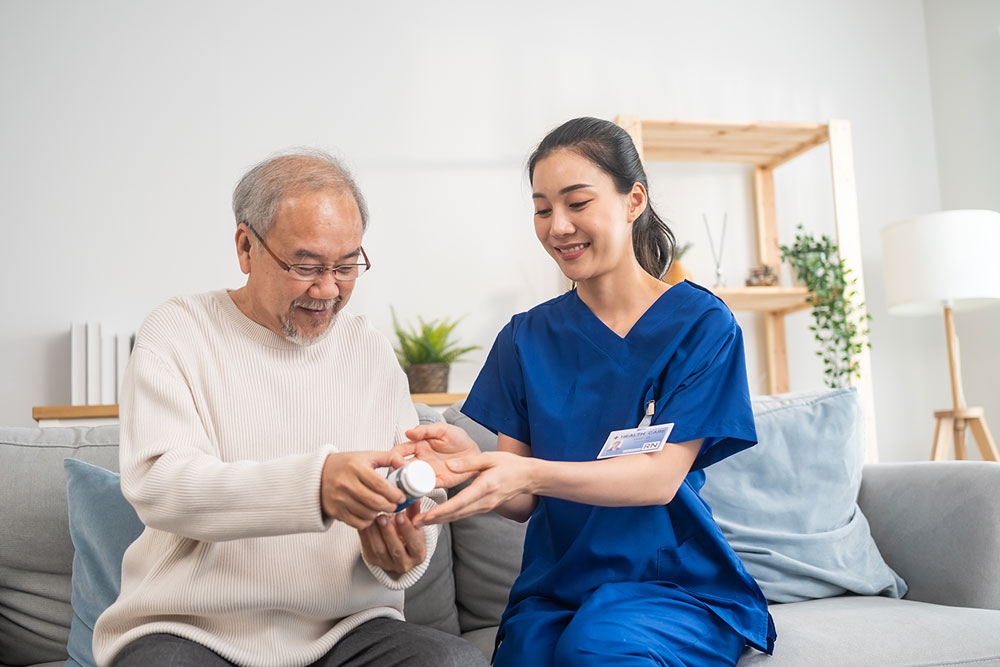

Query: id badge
[597,423,674,459]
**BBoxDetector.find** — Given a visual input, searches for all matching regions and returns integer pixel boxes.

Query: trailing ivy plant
[780,225,871,389]
[390,307,481,367]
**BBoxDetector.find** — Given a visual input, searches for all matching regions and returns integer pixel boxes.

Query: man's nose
[309,271,341,299]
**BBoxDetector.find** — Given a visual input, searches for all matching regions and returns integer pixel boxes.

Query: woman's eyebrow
[532,183,594,199]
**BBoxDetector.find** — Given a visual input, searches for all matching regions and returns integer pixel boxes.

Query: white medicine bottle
[386,459,435,512]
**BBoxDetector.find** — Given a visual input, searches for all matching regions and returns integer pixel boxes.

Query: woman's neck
[576,261,670,338]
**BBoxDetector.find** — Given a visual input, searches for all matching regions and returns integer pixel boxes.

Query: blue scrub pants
[493,582,746,667]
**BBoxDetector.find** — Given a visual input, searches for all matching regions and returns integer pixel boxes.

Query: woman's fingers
[404,423,448,442]
[389,441,416,463]
[415,481,496,526]
[445,453,494,474]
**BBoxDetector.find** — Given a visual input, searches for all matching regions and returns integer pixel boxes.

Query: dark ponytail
[527,117,675,279]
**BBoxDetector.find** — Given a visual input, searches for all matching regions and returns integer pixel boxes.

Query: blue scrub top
[461,281,775,654]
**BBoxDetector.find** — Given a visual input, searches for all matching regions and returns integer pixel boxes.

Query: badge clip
[637,399,655,429]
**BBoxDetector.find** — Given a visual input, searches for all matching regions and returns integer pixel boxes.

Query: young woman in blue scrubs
[406,117,776,666]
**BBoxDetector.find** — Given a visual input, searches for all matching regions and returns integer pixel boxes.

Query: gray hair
[232,148,369,236]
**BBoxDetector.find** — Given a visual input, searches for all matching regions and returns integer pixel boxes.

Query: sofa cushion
[64,459,144,667]
[737,595,1000,666]
[443,402,526,636]
[402,404,461,636]
[700,387,906,602]
[0,426,120,667]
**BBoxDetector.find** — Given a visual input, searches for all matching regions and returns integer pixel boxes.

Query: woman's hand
[399,423,483,489]
[412,451,536,526]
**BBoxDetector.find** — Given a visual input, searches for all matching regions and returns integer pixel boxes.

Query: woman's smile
[555,242,591,260]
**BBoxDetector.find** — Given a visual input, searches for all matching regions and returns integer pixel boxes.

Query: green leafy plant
[391,308,481,366]
[780,225,871,389]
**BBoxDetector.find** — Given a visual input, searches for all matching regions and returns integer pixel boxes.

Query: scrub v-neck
[572,280,695,355]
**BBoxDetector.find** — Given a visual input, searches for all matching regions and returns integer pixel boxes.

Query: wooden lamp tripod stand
[930,304,999,461]
[881,209,1000,462]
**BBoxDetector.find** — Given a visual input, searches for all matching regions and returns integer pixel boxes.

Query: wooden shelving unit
[33,393,468,427]
[616,116,877,459]
[714,286,811,314]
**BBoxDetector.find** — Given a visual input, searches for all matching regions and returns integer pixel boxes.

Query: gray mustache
[294,297,341,310]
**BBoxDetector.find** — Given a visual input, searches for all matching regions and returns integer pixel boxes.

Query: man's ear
[235,224,252,275]
[627,182,648,223]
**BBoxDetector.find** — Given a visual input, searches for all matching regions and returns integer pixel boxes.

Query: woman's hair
[527,117,675,279]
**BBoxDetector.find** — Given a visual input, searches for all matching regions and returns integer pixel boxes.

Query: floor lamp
[881,209,1000,461]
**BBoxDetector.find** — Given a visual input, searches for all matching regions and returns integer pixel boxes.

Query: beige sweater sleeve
[119,345,335,541]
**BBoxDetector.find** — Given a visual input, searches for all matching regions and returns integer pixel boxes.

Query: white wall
[0,1,946,460]
[920,0,1000,459]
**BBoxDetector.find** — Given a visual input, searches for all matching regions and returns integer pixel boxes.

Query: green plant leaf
[780,225,870,388]
[390,307,483,366]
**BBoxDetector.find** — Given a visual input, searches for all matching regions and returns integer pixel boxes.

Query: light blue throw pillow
[63,459,144,667]
[700,387,907,603]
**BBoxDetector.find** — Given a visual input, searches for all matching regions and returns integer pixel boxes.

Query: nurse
[406,117,776,666]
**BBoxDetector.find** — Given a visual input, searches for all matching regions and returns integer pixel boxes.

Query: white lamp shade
[881,209,1000,315]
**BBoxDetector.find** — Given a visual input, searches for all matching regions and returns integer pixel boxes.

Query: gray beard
[281,297,342,346]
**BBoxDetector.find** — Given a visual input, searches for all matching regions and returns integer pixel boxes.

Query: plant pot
[664,259,693,286]
[405,363,450,393]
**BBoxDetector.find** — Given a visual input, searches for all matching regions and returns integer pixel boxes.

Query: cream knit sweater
[93,290,440,667]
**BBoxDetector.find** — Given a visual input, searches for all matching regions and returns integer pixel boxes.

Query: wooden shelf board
[637,119,829,167]
[410,392,467,407]
[34,393,470,420]
[33,404,119,420]
[713,286,812,314]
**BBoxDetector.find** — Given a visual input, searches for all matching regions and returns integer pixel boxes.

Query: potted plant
[391,308,481,393]
[780,225,871,389]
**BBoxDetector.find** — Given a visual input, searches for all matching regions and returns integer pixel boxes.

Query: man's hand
[358,504,427,576]
[400,423,482,489]
[320,451,407,529]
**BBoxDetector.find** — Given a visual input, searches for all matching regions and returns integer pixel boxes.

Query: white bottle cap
[399,459,435,497]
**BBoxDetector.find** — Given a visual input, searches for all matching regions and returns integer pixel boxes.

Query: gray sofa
[2,403,1000,667]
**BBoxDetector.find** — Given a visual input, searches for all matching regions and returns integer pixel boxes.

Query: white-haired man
[93,151,485,667]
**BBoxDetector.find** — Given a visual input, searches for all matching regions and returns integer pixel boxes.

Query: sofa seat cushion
[0,425,120,667]
[738,595,1000,666]
[461,627,498,660]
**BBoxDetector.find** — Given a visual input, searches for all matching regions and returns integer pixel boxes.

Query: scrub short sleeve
[460,319,531,445]
[660,305,757,471]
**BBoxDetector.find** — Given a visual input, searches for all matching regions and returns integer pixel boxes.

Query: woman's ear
[627,182,648,223]
[235,224,253,275]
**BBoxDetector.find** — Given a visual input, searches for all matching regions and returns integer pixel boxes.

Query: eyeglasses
[244,223,371,282]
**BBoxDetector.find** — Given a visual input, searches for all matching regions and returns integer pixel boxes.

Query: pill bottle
[386,459,435,512]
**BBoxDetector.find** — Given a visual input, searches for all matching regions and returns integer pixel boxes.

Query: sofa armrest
[858,461,1000,610]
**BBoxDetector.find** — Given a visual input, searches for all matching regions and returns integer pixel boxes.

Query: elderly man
[93,151,485,667]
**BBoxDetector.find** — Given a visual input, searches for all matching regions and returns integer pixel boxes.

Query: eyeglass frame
[242,222,371,282]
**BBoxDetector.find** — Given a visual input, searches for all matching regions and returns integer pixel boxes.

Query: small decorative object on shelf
[391,308,481,393]
[664,241,693,285]
[702,212,728,288]
[745,264,779,287]
[780,225,871,389]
